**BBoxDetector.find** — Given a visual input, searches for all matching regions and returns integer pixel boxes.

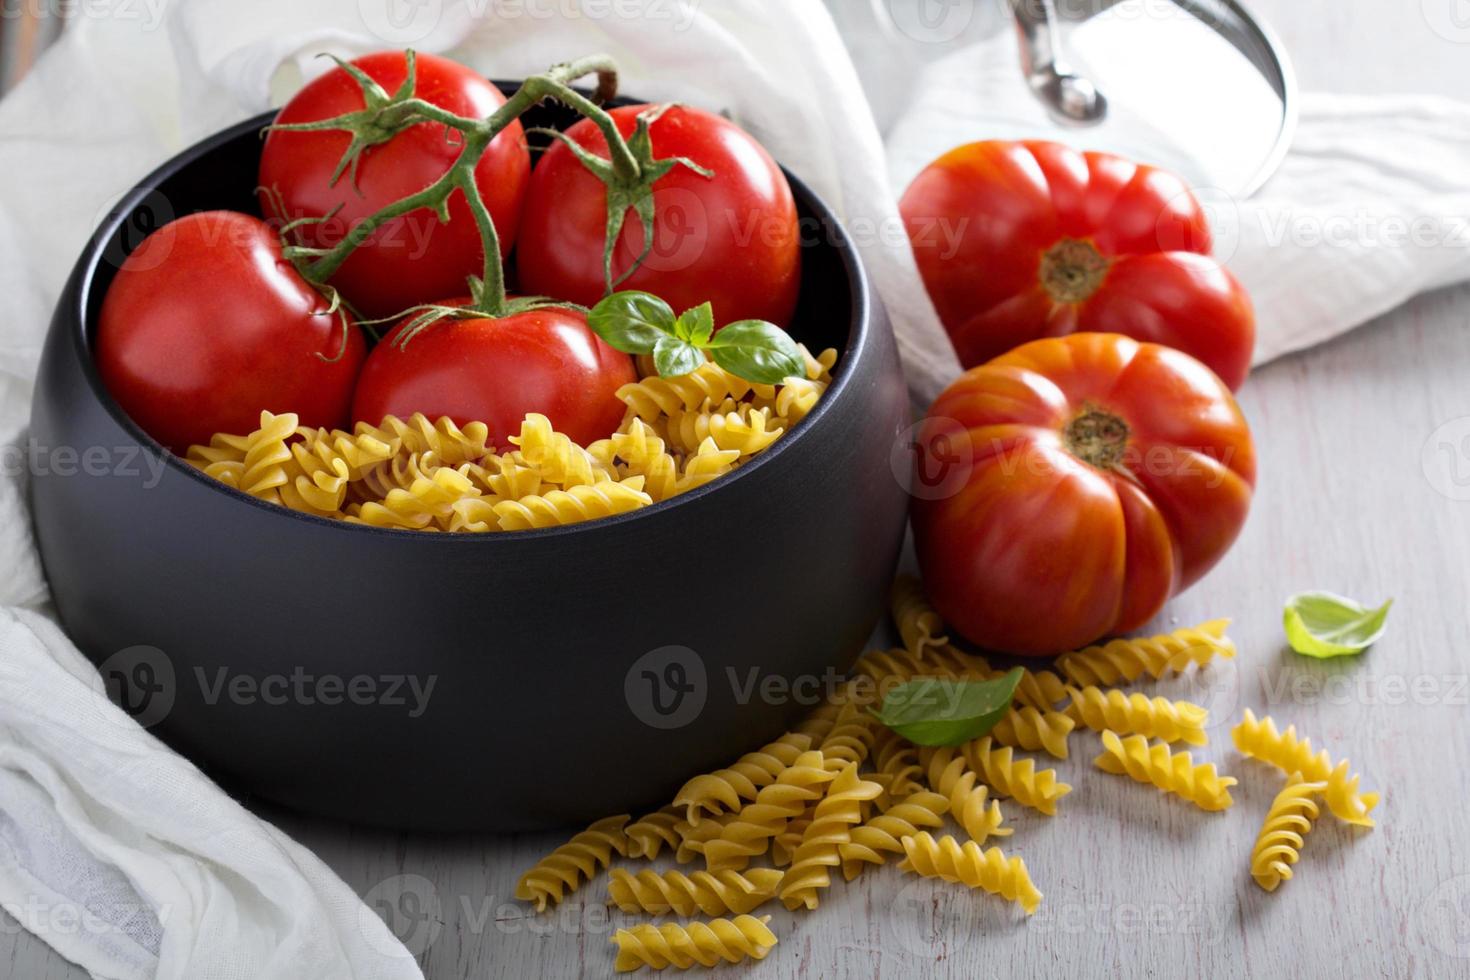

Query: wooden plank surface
[5,1,1470,977]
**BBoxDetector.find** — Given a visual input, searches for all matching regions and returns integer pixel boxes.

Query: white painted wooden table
[6,2,1470,977]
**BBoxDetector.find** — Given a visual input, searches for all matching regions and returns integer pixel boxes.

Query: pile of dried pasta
[512,576,1382,972]
[183,345,837,531]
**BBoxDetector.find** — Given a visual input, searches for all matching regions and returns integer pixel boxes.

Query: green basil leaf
[587,290,676,354]
[704,319,806,385]
[652,334,706,378]
[869,668,1023,747]
[675,302,714,346]
[1283,591,1393,658]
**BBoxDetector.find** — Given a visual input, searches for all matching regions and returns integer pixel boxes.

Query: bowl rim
[69,101,872,544]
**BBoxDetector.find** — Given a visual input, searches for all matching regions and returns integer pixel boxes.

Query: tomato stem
[1063,405,1130,470]
[280,51,644,322]
[1039,239,1110,305]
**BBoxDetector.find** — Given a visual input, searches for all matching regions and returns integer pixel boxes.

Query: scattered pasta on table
[507,579,1379,971]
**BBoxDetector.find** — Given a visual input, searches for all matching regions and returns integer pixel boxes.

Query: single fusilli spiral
[777,762,883,910]
[871,726,924,801]
[1012,667,1070,711]
[492,478,652,530]
[184,430,252,488]
[607,867,784,916]
[889,575,949,658]
[919,746,1012,842]
[665,403,785,456]
[609,915,777,972]
[358,413,489,465]
[1231,709,1379,826]
[1054,620,1236,687]
[672,732,813,824]
[989,705,1076,759]
[961,737,1072,816]
[702,750,835,871]
[625,806,683,860]
[817,701,881,769]
[514,814,629,912]
[237,410,298,499]
[1250,773,1327,892]
[616,361,773,420]
[1064,686,1209,745]
[675,438,741,492]
[509,413,613,487]
[837,789,949,881]
[353,466,483,531]
[1094,731,1237,811]
[898,832,1042,915]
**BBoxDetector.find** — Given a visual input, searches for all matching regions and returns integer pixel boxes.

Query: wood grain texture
[5,1,1470,977]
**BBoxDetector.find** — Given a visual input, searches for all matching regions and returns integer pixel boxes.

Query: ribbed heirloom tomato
[258,51,531,319]
[517,104,801,327]
[901,140,1255,390]
[911,333,1256,656]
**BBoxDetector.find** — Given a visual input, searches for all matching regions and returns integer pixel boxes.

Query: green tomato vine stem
[271,51,641,322]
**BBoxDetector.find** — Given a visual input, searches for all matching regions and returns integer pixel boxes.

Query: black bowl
[28,83,910,832]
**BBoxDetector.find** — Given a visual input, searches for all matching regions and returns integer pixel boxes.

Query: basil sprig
[588,291,806,384]
[868,668,1024,747]
[1283,591,1392,658]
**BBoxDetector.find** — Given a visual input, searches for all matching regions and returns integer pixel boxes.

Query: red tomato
[911,333,1256,656]
[97,211,366,453]
[900,140,1255,390]
[351,305,636,450]
[517,104,801,327]
[259,51,531,319]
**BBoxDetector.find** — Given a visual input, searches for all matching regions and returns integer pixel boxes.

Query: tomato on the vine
[259,51,531,319]
[911,332,1256,656]
[517,104,801,327]
[901,140,1255,390]
[96,211,366,453]
[351,304,636,450]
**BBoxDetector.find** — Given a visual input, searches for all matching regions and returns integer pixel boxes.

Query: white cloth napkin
[2,2,1469,978]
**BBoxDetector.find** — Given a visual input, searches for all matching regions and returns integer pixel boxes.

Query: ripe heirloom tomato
[911,333,1256,656]
[259,51,531,319]
[351,305,636,450]
[900,140,1255,390]
[517,105,801,327]
[97,211,366,454]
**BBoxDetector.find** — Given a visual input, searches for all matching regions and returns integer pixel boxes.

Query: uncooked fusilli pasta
[898,832,1042,915]
[514,814,629,912]
[778,762,883,910]
[1250,773,1327,892]
[186,350,836,532]
[1054,620,1236,688]
[1064,685,1209,745]
[1094,731,1237,811]
[1231,709,1379,826]
[607,867,784,916]
[609,915,777,972]
[962,737,1072,815]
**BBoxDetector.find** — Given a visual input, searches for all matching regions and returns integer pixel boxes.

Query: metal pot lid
[838,0,1297,199]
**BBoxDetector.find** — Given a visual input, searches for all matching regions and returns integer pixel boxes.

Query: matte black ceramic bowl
[29,84,909,832]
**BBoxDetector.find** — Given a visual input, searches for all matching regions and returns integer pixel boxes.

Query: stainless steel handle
[1006,0,1108,125]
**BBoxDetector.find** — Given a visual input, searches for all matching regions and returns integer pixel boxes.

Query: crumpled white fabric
[2,2,1469,978]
